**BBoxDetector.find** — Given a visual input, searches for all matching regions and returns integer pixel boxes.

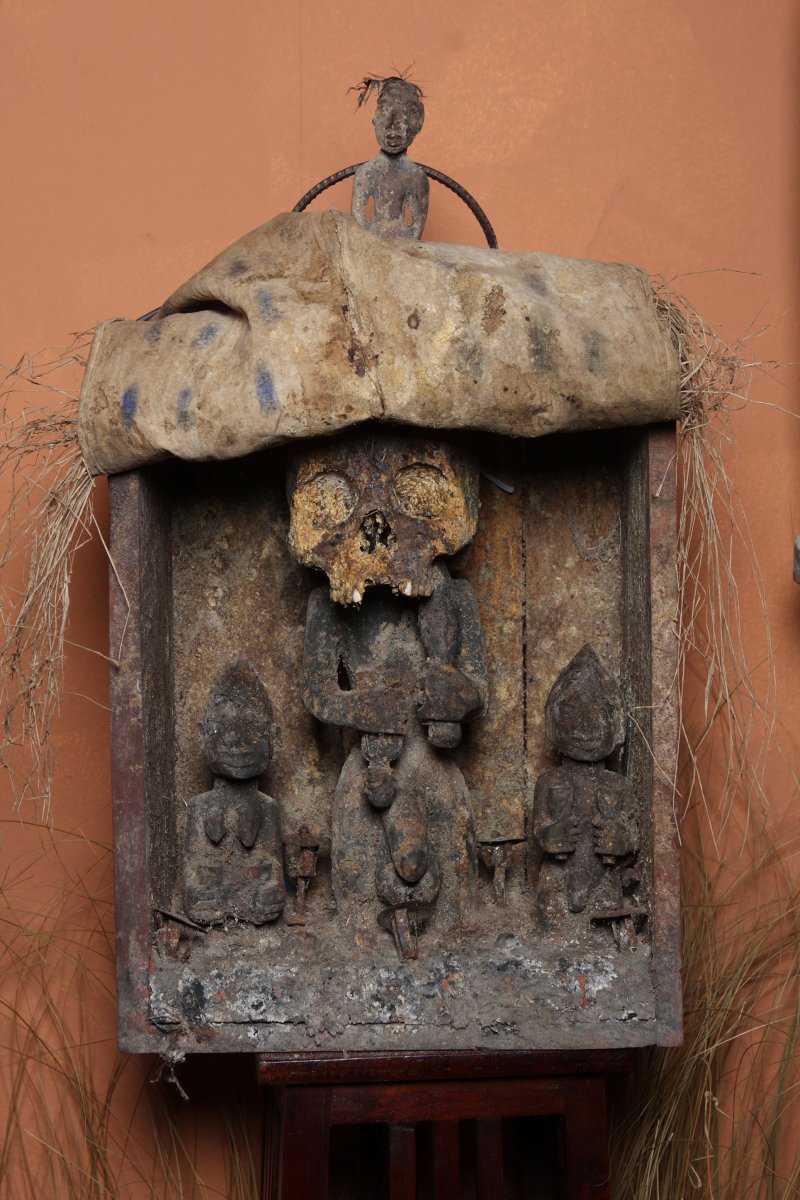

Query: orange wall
[1,0,798,1190]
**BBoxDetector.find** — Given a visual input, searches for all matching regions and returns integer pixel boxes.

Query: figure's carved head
[545,644,625,762]
[287,428,479,606]
[201,655,273,779]
[373,79,424,154]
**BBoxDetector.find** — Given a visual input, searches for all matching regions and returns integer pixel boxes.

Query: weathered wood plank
[388,1124,416,1200]
[109,469,173,1051]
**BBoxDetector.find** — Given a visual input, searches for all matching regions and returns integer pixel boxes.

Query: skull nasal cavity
[360,511,395,553]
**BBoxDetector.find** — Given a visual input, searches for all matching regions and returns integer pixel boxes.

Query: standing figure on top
[351,75,429,240]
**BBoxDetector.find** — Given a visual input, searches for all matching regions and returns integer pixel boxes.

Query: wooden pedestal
[257,1051,633,1199]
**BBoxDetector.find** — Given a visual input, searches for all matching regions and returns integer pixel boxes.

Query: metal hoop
[292,163,498,249]
[138,170,498,322]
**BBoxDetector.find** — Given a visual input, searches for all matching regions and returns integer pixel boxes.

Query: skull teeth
[402,581,413,596]
[352,588,362,605]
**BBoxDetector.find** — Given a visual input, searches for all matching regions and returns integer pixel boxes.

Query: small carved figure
[183,656,285,926]
[283,825,331,926]
[287,428,487,959]
[531,645,638,926]
[351,77,429,240]
[478,838,520,903]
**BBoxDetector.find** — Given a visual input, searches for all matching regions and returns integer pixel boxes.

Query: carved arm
[301,588,408,734]
[417,577,488,724]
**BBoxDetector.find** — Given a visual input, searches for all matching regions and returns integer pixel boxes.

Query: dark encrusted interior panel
[169,432,624,876]
[110,426,680,1054]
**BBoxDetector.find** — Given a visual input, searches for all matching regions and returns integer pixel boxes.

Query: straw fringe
[0,336,96,817]
[609,285,799,1199]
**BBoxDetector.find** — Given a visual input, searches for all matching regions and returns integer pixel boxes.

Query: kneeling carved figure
[531,644,639,929]
[182,656,285,926]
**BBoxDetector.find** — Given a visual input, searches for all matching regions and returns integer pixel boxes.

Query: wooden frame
[257,1049,635,1199]
[109,423,680,1054]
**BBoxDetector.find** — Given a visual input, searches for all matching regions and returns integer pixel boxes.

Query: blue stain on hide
[228,259,248,277]
[145,322,162,345]
[193,323,220,348]
[177,387,193,429]
[255,365,277,411]
[258,289,277,321]
[121,384,139,428]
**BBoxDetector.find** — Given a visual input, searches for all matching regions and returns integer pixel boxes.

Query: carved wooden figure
[351,77,429,240]
[183,656,286,926]
[287,428,487,960]
[282,825,331,926]
[531,644,639,928]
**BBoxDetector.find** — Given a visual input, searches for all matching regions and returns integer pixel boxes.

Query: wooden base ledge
[256,1047,635,1087]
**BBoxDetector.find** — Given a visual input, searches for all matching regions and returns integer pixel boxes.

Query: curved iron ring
[292,163,498,249]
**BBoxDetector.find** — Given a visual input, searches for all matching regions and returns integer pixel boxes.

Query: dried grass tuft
[610,287,800,1198]
[654,279,779,839]
[0,823,260,1198]
[0,337,96,817]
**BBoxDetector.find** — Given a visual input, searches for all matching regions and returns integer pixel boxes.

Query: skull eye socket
[297,471,356,528]
[393,463,449,519]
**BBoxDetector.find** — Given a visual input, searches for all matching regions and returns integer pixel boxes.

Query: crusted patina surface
[79,211,681,475]
[150,923,657,1054]
[111,426,679,1055]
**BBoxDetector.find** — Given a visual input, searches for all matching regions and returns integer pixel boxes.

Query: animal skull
[287,428,479,605]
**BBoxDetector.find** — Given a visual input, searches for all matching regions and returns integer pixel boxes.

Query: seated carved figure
[351,77,429,240]
[287,428,487,960]
[531,645,638,926]
[183,656,285,926]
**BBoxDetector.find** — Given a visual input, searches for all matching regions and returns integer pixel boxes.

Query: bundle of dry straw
[0,336,96,816]
[609,286,799,1198]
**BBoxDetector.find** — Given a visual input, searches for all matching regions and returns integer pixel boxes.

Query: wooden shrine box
[109,422,680,1057]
